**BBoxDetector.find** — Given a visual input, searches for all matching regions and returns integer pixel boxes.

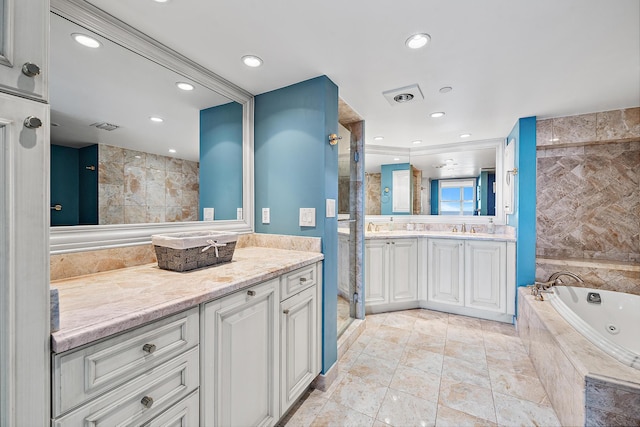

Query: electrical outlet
[237,208,243,220]
[326,199,336,218]
[262,208,270,224]
[203,208,214,221]
[299,208,316,227]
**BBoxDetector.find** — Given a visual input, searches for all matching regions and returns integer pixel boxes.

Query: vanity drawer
[280,264,317,300]
[52,307,199,416]
[53,346,199,427]
[142,389,199,427]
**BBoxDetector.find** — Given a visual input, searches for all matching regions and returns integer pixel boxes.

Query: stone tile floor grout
[281,309,561,427]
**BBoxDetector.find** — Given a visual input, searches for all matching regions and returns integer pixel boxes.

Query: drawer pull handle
[142,343,156,354]
[299,277,308,283]
[247,290,256,297]
[283,309,290,315]
[141,396,154,409]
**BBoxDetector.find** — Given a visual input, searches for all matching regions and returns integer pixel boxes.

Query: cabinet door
[389,239,418,303]
[364,240,388,305]
[465,241,506,313]
[280,286,317,414]
[201,279,279,427]
[0,0,47,101]
[427,239,464,306]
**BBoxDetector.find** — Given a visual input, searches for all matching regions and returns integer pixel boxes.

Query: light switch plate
[299,208,316,227]
[237,208,243,220]
[203,208,214,221]
[326,199,336,218]
[262,208,270,224]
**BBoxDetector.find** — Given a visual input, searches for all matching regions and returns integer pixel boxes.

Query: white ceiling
[84,0,640,151]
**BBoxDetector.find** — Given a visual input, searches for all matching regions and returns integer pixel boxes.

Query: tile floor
[283,309,561,427]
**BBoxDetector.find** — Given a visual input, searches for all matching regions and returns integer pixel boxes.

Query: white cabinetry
[426,238,515,322]
[365,238,418,313]
[202,279,280,427]
[0,0,48,101]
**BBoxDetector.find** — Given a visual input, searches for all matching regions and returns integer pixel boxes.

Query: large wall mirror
[49,0,254,253]
[365,138,505,222]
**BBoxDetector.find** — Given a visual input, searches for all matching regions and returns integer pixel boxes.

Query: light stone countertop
[338,228,516,242]
[50,247,323,354]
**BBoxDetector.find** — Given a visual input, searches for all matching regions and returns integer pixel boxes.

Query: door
[364,239,388,306]
[465,240,506,312]
[201,279,279,427]
[0,0,47,100]
[280,286,317,414]
[389,239,418,302]
[427,238,464,306]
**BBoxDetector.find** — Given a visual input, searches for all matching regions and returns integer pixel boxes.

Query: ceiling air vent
[90,122,120,131]
[382,84,424,106]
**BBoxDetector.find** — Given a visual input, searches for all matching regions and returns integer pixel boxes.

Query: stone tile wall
[98,144,199,225]
[536,107,640,293]
[365,173,381,215]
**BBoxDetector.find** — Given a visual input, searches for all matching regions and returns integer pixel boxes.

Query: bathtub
[547,286,640,370]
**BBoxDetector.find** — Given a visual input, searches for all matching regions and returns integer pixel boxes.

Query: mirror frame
[365,138,506,224]
[49,0,254,254]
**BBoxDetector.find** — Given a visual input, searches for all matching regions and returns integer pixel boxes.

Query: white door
[465,240,506,312]
[364,239,388,305]
[201,279,279,427]
[0,0,47,101]
[427,238,464,306]
[280,286,317,414]
[0,92,49,425]
[389,239,418,302]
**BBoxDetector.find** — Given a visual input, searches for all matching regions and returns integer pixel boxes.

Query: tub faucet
[547,271,584,285]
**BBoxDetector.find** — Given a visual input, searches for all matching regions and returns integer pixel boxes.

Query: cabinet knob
[23,116,42,129]
[140,396,154,409]
[247,290,256,297]
[142,343,156,354]
[283,309,290,315]
[21,62,41,77]
[299,277,307,283]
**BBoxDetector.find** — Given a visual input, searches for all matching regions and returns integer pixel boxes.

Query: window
[439,179,476,216]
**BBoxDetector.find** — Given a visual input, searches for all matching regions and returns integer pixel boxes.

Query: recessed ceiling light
[393,157,400,161]
[412,140,422,144]
[439,86,453,94]
[430,112,445,118]
[373,136,384,141]
[71,33,101,48]
[242,55,263,67]
[150,116,164,123]
[153,0,169,3]
[176,82,194,91]
[445,159,454,163]
[405,33,431,49]
[168,149,177,153]
[460,133,471,138]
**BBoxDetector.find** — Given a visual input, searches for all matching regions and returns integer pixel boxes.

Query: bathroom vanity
[340,229,516,323]
[50,247,323,426]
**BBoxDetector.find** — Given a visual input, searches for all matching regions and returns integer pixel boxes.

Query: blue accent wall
[254,76,338,374]
[78,144,98,225]
[380,163,411,215]
[507,117,537,291]
[51,145,79,226]
[430,179,439,215]
[199,101,243,220]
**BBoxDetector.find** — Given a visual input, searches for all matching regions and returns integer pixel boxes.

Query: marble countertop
[50,247,323,354]
[338,228,515,242]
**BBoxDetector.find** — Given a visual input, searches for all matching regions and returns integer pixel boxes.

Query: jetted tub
[547,286,640,370]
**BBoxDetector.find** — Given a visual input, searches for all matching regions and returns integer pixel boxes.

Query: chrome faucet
[461,223,466,233]
[367,222,374,232]
[547,271,584,284]
[531,271,584,301]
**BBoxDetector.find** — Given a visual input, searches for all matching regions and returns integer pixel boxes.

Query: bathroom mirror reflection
[49,12,243,226]
[365,140,501,217]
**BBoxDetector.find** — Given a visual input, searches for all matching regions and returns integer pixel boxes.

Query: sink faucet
[367,222,374,232]
[461,223,466,233]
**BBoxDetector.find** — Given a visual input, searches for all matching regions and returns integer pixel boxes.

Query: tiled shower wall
[536,107,640,294]
[98,144,199,224]
[365,172,381,215]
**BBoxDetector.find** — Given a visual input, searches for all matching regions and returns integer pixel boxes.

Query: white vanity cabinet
[365,238,418,313]
[0,0,48,101]
[51,308,200,426]
[426,238,515,322]
[201,278,280,427]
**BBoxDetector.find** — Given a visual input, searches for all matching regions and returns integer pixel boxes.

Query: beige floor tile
[329,373,388,418]
[488,368,549,405]
[493,391,561,427]
[339,347,362,370]
[362,337,405,362]
[435,405,498,427]
[372,421,392,427]
[405,330,447,353]
[310,400,375,427]
[441,355,491,389]
[310,371,345,400]
[444,339,487,365]
[283,392,328,427]
[400,347,444,376]
[446,325,485,346]
[480,319,518,337]
[376,388,437,427]
[438,378,497,423]
[413,309,450,321]
[373,325,411,345]
[347,352,398,387]
[413,318,449,337]
[389,365,441,402]
[382,313,417,331]
[447,314,483,330]
[365,313,389,328]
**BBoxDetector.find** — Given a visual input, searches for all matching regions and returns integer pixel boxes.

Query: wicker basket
[152,231,238,272]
